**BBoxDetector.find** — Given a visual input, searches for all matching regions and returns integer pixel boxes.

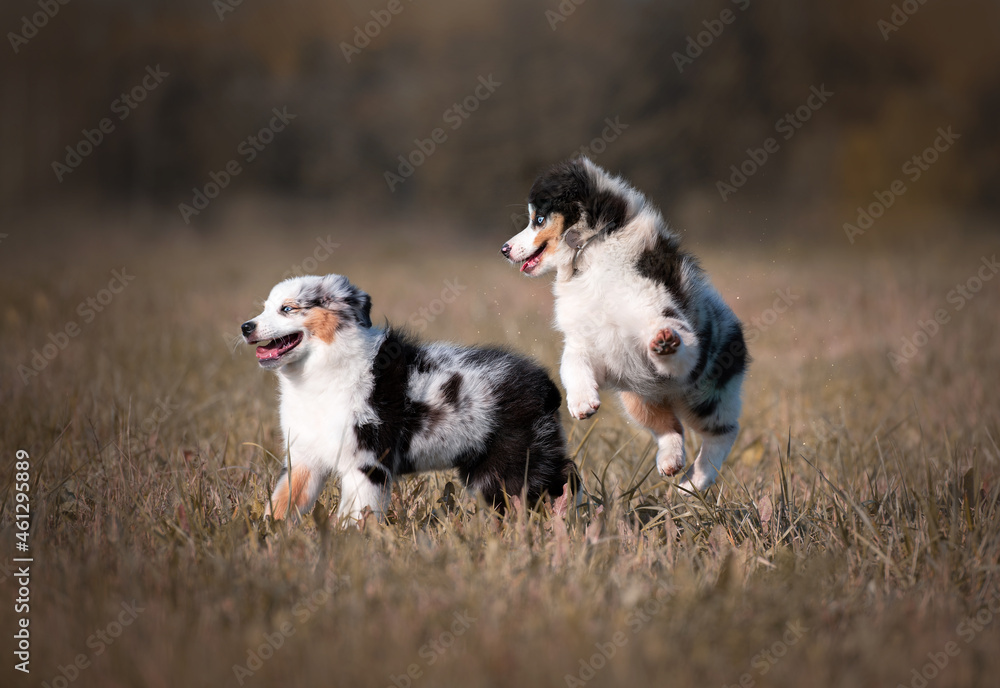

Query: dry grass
[1,204,999,688]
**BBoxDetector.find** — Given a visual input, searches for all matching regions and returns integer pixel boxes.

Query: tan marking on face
[267,465,313,520]
[619,392,684,437]
[532,212,566,249]
[303,308,339,344]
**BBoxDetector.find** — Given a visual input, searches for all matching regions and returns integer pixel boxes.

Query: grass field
[2,203,999,688]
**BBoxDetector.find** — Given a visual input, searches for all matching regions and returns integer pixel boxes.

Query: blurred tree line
[1,0,997,222]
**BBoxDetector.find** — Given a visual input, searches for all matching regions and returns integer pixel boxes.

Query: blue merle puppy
[241,274,574,522]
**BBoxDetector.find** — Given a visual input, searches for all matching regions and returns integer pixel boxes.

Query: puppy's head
[501,157,632,276]
[501,158,591,276]
[241,274,372,370]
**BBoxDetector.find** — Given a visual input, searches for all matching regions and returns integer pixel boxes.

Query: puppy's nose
[241,321,256,337]
[500,243,512,258]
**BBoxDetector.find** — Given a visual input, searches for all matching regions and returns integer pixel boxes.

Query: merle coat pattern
[242,274,573,522]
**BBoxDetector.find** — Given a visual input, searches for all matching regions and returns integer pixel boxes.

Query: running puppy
[241,274,573,522]
[501,158,747,491]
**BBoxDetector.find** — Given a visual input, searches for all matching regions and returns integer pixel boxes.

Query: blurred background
[2,0,997,237]
[2,6,1000,686]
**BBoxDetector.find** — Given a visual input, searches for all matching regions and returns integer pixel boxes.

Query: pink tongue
[256,336,288,360]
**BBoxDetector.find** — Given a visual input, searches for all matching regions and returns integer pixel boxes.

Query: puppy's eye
[281,305,294,313]
[535,215,546,226]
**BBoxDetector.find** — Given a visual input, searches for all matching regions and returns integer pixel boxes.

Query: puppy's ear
[346,289,372,328]
[336,277,372,328]
[309,275,373,328]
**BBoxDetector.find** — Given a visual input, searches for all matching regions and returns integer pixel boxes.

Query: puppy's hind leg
[647,315,697,379]
[678,376,744,493]
[267,464,326,521]
[677,425,738,493]
[619,391,686,477]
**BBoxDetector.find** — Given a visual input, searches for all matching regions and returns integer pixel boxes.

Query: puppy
[241,274,574,522]
[501,157,747,492]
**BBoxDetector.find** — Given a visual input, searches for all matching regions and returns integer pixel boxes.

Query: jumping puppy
[241,274,574,522]
[501,157,747,492]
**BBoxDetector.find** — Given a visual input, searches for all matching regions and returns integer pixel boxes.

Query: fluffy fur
[501,157,747,491]
[241,274,574,522]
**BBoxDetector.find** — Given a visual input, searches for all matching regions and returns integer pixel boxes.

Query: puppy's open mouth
[520,242,548,274]
[255,332,303,362]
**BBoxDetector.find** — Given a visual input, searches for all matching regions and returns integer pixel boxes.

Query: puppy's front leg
[337,463,392,525]
[267,463,326,521]
[561,344,603,420]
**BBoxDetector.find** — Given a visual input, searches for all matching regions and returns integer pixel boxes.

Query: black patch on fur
[413,348,439,375]
[354,331,573,509]
[422,406,445,434]
[442,373,462,405]
[455,357,571,512]
[662,306,680,321]
[354,330,423,474]
[528,159,632,240]
[528,159,593,229]
[543,382,562,415]
[636,233,696,313]
[585,189,629,235]
[705,323,748,390]
[705,423,738,436]
[362,464,391,486]
[688,313,716,384]
[344,289,372,328]
[691,397,719,419]
[689,326,746,421]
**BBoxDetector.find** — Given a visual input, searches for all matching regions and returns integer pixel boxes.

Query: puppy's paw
[656,436,686,477]
[675,465,717,494]
[567,389,601,420]
[650,328,681,356]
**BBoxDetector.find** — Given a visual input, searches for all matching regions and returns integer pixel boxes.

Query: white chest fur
[275,335,377,475]
[554,257,669,394]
